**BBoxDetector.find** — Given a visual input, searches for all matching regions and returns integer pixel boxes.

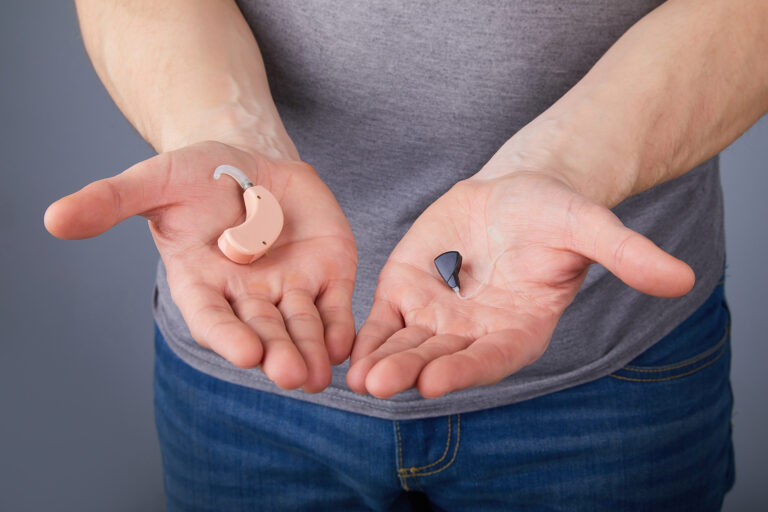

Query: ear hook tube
[214,164,254,190]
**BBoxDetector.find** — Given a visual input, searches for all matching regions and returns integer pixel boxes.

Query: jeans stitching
[394,420,409,491]
[620,325,729,373]
[409,414,461,477]
[403,416,452,473]
[609,347,726,382]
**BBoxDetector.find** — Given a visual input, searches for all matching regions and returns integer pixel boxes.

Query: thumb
[572,204,695,298]
[44,153,172,240]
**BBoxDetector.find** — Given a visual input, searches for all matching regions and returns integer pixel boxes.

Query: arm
[46,0,357,393]
[74,0,298,159]
[480,0,768,207]
[349,0,768,398]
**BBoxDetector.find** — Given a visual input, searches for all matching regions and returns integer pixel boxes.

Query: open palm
[45,141,356,392]
[347,172,693,399]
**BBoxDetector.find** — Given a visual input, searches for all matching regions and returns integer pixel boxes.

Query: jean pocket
[610,326,729,382]
[610,281,730,382]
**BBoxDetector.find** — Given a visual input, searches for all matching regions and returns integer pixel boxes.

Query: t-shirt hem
[152,258,722,420]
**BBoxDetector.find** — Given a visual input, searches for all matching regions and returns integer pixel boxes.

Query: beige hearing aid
[213,165,284,264]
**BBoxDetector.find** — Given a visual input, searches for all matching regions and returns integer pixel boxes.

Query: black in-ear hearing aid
[434,251,462,292]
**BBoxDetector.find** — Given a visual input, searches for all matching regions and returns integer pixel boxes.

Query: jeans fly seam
[404,416,452,473]
[409,414,461,478]
[394,420,409,491]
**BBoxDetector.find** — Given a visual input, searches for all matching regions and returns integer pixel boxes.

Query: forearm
[481,0,768,207]
[76,0,298,160]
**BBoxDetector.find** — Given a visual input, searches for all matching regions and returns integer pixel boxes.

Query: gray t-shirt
[153,0,724,419]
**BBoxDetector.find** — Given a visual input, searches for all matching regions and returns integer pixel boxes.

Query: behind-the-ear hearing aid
[214,165,284,264]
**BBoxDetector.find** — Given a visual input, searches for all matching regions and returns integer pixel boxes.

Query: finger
[417,329,541,398]
[347,325,431,395]
[571,204,695,297]
[316,279,356,366]
[365,334,472,399]
[277,288,331,393]
[44,153,173,240]
[232,295,308,390]
[173,282,263,369]
[349,299,404,365]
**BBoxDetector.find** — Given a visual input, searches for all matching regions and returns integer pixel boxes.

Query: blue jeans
[154,281,734,511]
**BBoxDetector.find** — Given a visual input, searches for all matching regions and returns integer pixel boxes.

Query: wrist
[475,113,642,208]
[155,101,300,162]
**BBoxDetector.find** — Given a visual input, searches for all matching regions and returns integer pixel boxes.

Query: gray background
[0,2,764,511]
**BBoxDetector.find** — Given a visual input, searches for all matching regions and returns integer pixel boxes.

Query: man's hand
[344,0,768,401]
[45,141,357,393]
[347,172,693,399]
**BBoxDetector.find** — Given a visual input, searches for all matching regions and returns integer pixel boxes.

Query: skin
[46,0,768,397]
[45,143,356,393]
[346,172,693,398]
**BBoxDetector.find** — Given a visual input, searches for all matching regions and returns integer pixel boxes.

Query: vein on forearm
[499,0,768,206]
[75,0,297,158]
